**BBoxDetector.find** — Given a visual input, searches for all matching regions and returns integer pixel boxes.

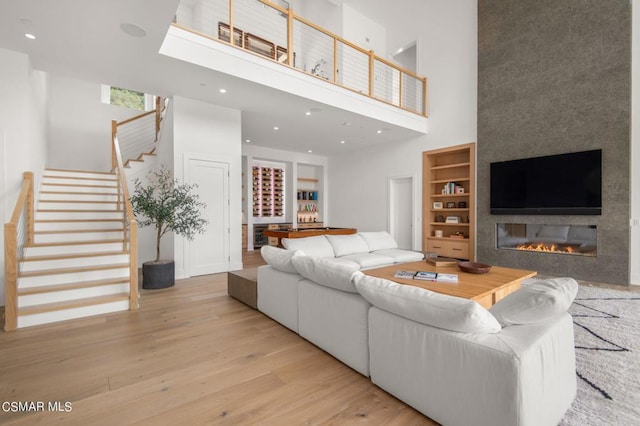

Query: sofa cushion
[341,253,396,269]
[326,234,370,257]
[489,277,578,326]
[292,256,361,293]
[353,273,502,334]
[260,245,303,274]
[358,231,398,251]
[282,235,335,258]
[372,248,424,263]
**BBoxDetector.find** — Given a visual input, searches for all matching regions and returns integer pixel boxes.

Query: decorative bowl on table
[457,261,492,274]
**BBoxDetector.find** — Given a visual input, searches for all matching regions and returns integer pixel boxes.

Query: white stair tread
[19,263,131,278]
[20,250,128,262]
[18,293,130,316]
[18,277,131,296]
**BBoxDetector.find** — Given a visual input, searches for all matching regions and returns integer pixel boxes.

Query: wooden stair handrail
[111,121,139,310]
[4,171,34,331]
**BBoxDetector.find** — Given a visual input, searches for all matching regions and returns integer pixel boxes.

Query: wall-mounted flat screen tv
[490,149,602,215]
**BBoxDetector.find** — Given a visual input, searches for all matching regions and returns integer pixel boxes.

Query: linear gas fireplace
[496,223,597,257]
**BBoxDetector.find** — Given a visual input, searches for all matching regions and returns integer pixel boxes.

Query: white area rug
[558,284,640,426]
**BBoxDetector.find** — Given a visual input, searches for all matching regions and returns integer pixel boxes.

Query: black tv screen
[490,149,602,215]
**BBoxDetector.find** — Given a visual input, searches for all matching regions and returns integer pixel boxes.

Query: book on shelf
[394,270,417,279]
[414,271,438,281]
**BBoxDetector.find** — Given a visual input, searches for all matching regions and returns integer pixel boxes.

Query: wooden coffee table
[363,261,536,308]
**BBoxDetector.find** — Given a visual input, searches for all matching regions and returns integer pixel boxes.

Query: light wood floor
[0,251,436,425]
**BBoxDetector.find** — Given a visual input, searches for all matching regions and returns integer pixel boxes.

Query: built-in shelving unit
[422,143,476,261]
[252,166,284,217]
[297,173,321,224]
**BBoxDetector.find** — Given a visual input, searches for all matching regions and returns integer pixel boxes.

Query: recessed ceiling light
[308,150,313,153]
[245,139,251,143]
[120,23,146,38]
[377,130,383,134]
[273,126,279,130]
[340,140,345,144]
[342,122,351,126]
[305,111,311,116]
[24,33,36,40]
[219,88,226,93]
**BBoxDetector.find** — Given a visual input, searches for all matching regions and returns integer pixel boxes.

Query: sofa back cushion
[353,273,502,334]
[282,235,335,258]
[489,277,578,326]
[326,234,370,257]
[260,245,303,274]
[292,256,360,293]
[358,231,398,251]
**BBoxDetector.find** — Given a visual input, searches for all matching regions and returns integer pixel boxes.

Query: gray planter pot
[142,260,175,289]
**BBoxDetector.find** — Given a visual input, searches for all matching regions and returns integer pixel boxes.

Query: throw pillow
[260,245,303,274]
[282,235,335,258]
[325,234,370,257]
[489,277,579,326]
[353,273,502,334]
[291,256,360,293]
[358,231,398,251]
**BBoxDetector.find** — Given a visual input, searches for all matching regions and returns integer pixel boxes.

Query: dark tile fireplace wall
[477,0,631,285]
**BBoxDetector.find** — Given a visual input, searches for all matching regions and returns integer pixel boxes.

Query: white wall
[631,0,640,285]
[172,96,243,276]
[48,76,140,172]
[0,49,49,306]
[328,1,478,249]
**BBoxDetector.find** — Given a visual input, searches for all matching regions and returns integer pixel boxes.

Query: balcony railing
[173,0,428,116]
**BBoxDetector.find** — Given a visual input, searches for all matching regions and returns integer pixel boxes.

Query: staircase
[14,169,134,329]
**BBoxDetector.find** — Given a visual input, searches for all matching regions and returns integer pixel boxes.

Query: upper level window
[101,84,155,110]
[110,86,145,110]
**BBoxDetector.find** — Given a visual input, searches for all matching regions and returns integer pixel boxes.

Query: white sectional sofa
[255,232,577,425]
[257,231,423,376]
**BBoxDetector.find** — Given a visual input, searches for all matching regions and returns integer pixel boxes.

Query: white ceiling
[0,0,424,156]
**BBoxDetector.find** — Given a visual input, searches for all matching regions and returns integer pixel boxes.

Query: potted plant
[130,166,208,289]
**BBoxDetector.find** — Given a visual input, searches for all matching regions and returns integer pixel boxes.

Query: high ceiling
[0,0,425,156]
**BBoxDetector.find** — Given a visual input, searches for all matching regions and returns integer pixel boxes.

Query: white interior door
[187,157,230,276]
[389,176,414,249]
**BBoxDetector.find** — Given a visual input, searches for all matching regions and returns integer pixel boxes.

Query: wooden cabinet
[422,143,476,261]
[297,222,324,229]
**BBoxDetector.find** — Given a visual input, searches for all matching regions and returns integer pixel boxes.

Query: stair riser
[34,231,125,244]
[18,268,130,288]
[17,300,130,329]
[37,202,121,211]
[41,184,119,194]
[36,211,125,220]
[21,254,130,272]
[42,178,117,187]
[24,242,125,257]
[35,221,124,232]
[18,283,131,307]
[40,193,120,202]
[44,170,115,180]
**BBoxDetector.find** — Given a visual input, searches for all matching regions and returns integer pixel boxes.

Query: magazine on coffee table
[394,270,459,284]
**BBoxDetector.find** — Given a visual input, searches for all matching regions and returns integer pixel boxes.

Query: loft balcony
[163,0,428,134]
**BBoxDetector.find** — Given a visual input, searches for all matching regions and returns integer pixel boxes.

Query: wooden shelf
[297,177,318,183]
[423,143,476,261]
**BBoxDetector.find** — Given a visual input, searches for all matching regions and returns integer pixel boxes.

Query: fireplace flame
[516,242,575,254]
